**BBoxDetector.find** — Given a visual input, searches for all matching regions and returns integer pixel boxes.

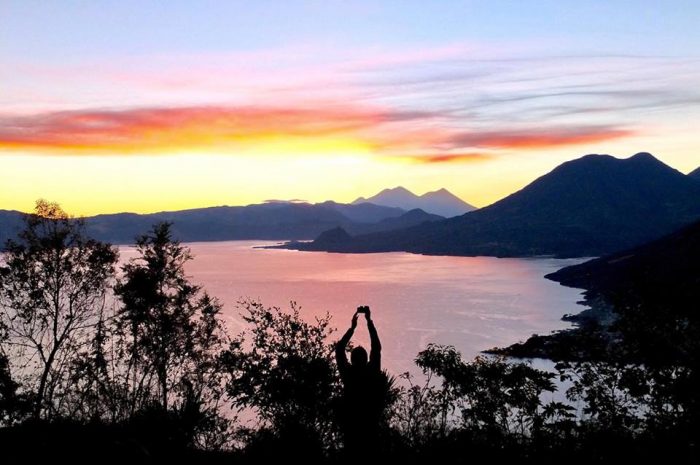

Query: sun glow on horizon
[2,2,700,216]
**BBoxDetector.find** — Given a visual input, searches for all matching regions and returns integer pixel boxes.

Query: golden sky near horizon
[2,2,700,216]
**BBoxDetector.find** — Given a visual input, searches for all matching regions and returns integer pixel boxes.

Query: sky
[2,1,700,215]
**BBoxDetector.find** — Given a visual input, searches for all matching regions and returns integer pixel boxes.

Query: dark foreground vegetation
[1,201,698,463]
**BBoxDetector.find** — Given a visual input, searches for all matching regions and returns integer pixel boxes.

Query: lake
[121,241,587,376]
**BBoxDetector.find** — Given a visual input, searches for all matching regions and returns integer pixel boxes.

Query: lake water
[121,241,587,376]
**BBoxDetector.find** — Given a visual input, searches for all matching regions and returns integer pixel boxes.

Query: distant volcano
[353,186,475,217]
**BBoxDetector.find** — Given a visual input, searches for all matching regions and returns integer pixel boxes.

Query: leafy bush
[221,299,340,454]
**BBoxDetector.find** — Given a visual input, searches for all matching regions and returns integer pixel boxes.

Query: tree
[221,299,340,454]
[0,200,117,419]
[404,345,570,437]
[112,222,229,448]
[0,352,22,425]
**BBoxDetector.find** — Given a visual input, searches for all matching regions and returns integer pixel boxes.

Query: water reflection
[120,241,586,376]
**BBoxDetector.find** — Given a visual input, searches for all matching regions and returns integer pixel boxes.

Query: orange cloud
[0,106,390,153]
[0,105,633,160]
[401,152,492,163]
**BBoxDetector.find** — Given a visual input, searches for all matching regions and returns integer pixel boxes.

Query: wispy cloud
[444,126,633,150]
[394,125,632,164]
[2,45,698,161]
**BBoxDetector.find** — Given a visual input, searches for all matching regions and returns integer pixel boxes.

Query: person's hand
[356,305,371,320]
[351,312,359,329]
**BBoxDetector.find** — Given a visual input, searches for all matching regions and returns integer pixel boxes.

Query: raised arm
[335,313,358,375]
[365,308,381,371]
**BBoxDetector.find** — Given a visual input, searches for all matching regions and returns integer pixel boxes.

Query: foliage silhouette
[0,352,24,424]
[109,222,230,448]
[0,200,117,419]
[389,344,576,458]
[221,299,340,458]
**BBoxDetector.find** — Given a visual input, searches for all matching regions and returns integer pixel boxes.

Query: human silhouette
[335,305,385,455]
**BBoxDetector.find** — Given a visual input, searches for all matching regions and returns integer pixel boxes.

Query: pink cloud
[0,104,633,160]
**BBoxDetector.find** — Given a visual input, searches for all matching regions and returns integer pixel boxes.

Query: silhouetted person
[335,305,384,456]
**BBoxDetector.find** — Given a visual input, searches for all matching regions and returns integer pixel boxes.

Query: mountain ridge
[293,152,700,257]
[546,218,700,304]
[353,186,475,217]
[490,218,700,362]
[1,202,441,246]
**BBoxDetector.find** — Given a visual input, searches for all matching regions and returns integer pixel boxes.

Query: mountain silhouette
[310,226,353,248]
[0,210,24,247]
[305,208,443,240]
[688,166,700,181]
[344,208,443,235]
[85,203,352,243]
[353,186,475,217]
[296,153,700,257]
[492,217,700,362]
[0,202,440,246]
[546,217,700,306]
[316,201,405,223]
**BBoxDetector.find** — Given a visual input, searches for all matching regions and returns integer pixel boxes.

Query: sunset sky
[2,1,700,215]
